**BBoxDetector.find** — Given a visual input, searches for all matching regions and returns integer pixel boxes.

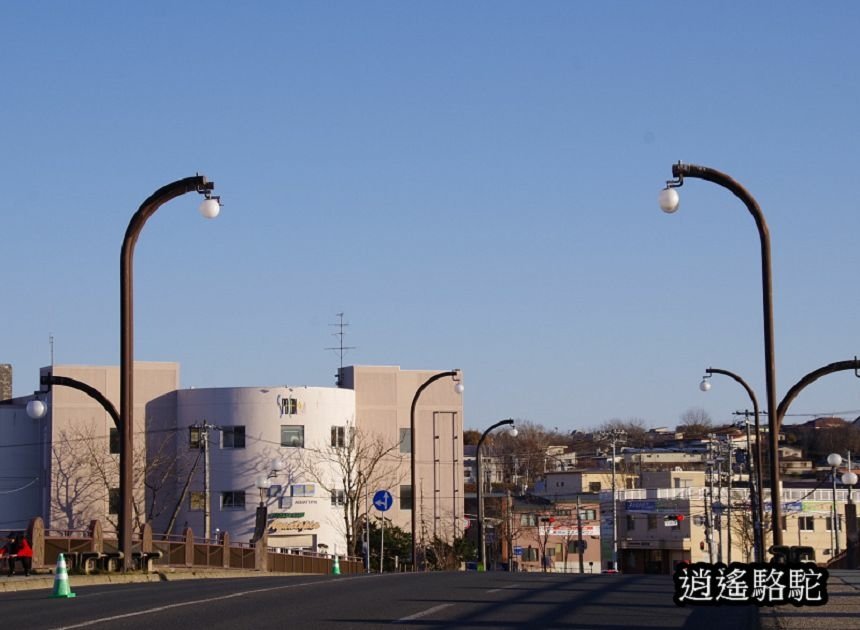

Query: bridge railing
[25,517,361,574]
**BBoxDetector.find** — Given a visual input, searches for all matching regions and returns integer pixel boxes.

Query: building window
[798,516,815,531]
[780,516,788,531]
[647,515,657,530]
[626,515,635,531]
[221,491,246,509]
[464,463,472,481]
[109,488,120,515]
[523,547,538,562]
[331,489,345,506]
[281,425,304,448]
[331,426,348,448]
[579,509,596,521]
[279,397,298,416]
[189,426,203,449]
[291,484,315,497]
[400,485,413,510]
[827,516,842,531]
[222,426,245,449]
[589,482,601,493]
[520,513,537,527]
[109,428,120,454]
[189,491,205,511]
[400,428,412,454]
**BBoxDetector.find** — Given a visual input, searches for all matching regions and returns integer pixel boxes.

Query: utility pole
[725,438,733,563]
[576,495,585,574]
[193,420,221,540]
[716,440,724,564]
[734,409,763,562]
[705,437,715,564]
[597,429,627,572]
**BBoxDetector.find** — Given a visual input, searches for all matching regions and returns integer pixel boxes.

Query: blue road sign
[373,489,393,512]
[513,546,523,556]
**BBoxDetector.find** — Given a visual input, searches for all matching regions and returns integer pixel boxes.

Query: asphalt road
[0,572,760,629]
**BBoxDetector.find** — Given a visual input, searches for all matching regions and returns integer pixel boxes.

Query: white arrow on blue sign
[373,489,393,512]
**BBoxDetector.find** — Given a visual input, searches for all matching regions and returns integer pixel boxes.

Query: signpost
[374,490,392,574]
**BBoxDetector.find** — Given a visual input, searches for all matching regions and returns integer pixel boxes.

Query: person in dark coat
[7,534,32,577]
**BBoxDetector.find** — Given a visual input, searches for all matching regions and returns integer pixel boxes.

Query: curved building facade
[148,385,355,554]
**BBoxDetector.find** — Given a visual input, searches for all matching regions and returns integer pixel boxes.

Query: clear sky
[3,2,860,432]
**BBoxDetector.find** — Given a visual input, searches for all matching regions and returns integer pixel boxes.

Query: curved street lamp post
[120,176,221,570]
[699,368,765,562]
[409,370,463,571]
[252,458,287,544]
[476,418,517,571]
[661,163,782,548]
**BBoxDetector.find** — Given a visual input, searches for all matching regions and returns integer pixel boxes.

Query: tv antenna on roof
[326,313,357,381]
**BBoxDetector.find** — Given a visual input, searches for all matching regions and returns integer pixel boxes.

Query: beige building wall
[39,363,179,532]
[340,366,465,547]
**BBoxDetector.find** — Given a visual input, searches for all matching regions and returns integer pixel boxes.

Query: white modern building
[147,385,357,553]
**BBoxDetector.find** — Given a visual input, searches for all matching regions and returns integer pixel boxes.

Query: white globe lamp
[659,188,680,214]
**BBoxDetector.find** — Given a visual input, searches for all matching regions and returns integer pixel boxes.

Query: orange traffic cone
[50,553,76,598]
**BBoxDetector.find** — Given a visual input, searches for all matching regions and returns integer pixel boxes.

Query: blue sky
[3,2,860,432]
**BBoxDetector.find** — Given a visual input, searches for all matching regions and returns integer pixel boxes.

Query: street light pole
[700,367,765,562]
[476,419,517,571]
[120,176,220,570]
[409,370,463,571]
[253,458,285,544]
[661,162,781,548]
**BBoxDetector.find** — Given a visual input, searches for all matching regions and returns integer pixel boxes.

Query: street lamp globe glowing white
[827,453,843,468]
[26,399,47,419]
[509,426,519,438]
[198,197,221,219]
[271,459,286,472]
[454,382,465,395]
[255,476,272,491]
[659,187,680,214]
[842,471,858,486]
[699,379,712,392]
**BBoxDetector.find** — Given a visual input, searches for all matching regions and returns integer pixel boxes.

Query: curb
[0,569,306,593]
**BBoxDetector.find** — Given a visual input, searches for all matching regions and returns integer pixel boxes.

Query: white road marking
[394,603,453,622]
[486,582,520,593]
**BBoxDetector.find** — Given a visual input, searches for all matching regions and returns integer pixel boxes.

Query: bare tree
[678,407,714,436]
[299,424,405,555]
[596,418,651,448]
[51,427,105,530]
[51,421,176,534]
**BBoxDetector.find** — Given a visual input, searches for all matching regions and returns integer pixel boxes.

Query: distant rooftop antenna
[326,313,356,383]
[49,333,54,366]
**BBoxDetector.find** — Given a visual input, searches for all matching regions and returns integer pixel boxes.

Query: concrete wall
[341,365,465,545]
[0,364,11,401]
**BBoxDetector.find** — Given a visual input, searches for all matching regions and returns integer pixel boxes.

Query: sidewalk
[0,566,295,593]
[759,571,860,629]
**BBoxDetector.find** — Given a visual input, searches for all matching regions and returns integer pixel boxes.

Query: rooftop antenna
[49,333,54,366]
[325,313,356,385]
